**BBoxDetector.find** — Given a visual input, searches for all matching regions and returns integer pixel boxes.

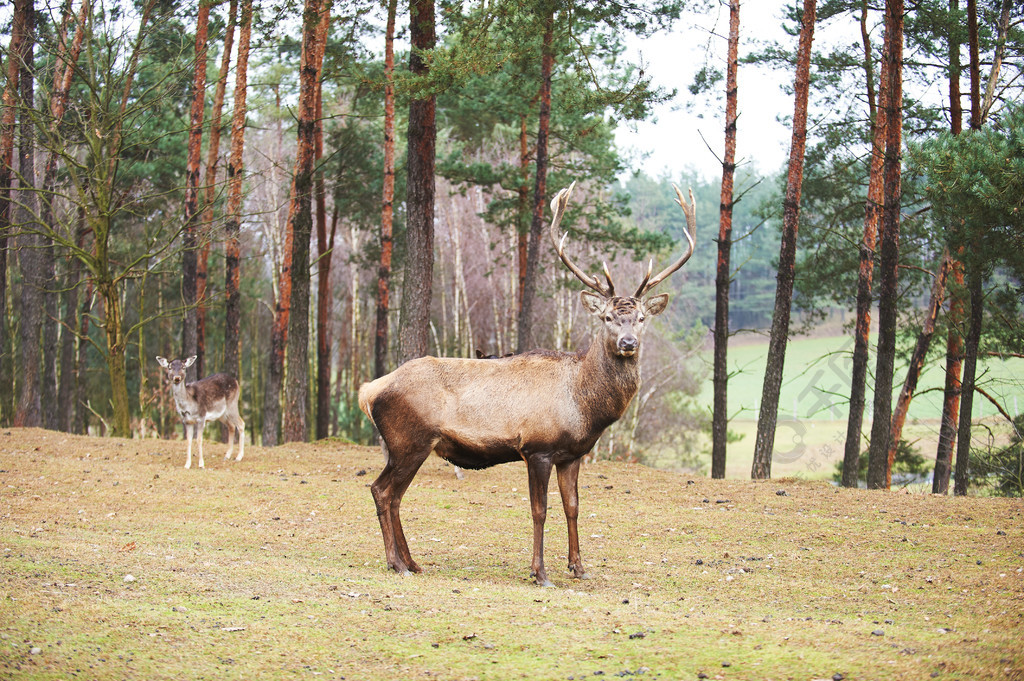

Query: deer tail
[357,378,382,428]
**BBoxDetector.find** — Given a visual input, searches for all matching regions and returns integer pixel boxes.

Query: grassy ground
[2,428,1022,680]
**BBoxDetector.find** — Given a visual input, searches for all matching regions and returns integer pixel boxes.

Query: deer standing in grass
[156,355,245,469]
[358,183,696,585]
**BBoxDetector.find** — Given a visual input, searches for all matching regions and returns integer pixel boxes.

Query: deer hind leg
[224,419,236,460]
[556,458,588,579]
[526,455,555,587]
[234,416,245,461]
[370,442,431,575]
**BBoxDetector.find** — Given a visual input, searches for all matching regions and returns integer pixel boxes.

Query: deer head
[156,355,197,385]
[548,182,697,358]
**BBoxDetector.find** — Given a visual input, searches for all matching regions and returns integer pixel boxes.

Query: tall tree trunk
[57,216,87,432]
[283,0,329,443]
[40,0,87,432]
[843,0,888,487]
[374,0,397,379]
[313,3,333,440]
[934,0,967,493]
[516,112,530,320]
[74,276,91,434]
[750,0,816,480]
[197,0,237,377]
[953,267,983,496]
[711,0,740,480]
[224,0,251,382]
[0,0,25,426]
[967,0,980,131]
[14,0,41,428]
[885,253,951,486]
[398,0,436,364]
[866,0,904,490]
[182,0,211,380]
[516,6,554,354]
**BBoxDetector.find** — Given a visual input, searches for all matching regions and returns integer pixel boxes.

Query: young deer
[156,355,245,469]
[359,183,696,585]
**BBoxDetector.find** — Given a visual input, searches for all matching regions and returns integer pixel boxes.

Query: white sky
[615,3,815,181]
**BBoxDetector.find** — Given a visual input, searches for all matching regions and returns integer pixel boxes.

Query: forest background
[0,0,1022,494]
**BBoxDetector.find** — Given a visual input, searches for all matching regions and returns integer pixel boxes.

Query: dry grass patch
[1,428,1022,680]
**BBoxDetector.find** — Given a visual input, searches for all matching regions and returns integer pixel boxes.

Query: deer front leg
[526,455,554,587]
[184,423,194,469]
[557,458,588,579]
[196,420,206,469]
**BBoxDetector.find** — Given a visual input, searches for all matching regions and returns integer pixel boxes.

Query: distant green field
[697,332,1023,424]
[688,333,1023,480]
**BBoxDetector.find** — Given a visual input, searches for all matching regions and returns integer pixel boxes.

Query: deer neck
[576,338,641,428]
[170,381,198,412]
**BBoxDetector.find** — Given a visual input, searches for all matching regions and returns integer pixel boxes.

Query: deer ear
[580,291,606,317]
[184,355,197,368]
[644,293,669,317]
[156,356,168,368]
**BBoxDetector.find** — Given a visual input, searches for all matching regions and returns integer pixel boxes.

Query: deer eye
[638,315,645,323]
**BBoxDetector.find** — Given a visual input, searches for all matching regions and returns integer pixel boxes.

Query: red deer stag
[156,355,245,469]
[358,183,696,585]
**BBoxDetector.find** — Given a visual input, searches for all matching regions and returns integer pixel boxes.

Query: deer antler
[634,183,697,298]
[549,182,616,298]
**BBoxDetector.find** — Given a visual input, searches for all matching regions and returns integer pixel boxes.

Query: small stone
[833,674,845,681]
[871,629,884,636]
[172,605,187,612]
[776,489,788,496]
[123,574,136,583]
[628,631,645,639]
[30,647,41,655]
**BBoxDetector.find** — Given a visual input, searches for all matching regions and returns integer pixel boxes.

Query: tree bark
[953,267,983,496]
[0,0,24,426]
[517,113,530,320]
[842,0,888,488]
[40,0,88,432]
[885,253,950,486]
[517,7,554,354]
[224,0,251,382]
[313,3,333,440]
[750,0,816,480]
[967,0,980,130]
[14,0,41,428]
[283,0,330,443]
[374,0,398,379]
[866,0,904,490]
[398,0,436,364]
[934,0,964,494]
[196,0,237,378]
[182,0,211,380]
[57,216,87,432]
[711,0,740,480]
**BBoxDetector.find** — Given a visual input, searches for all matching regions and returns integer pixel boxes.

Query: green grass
[2,428,1022,680]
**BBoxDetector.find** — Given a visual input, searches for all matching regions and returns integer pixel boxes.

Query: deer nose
[173,376,182,384]
[618,336,638,354]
